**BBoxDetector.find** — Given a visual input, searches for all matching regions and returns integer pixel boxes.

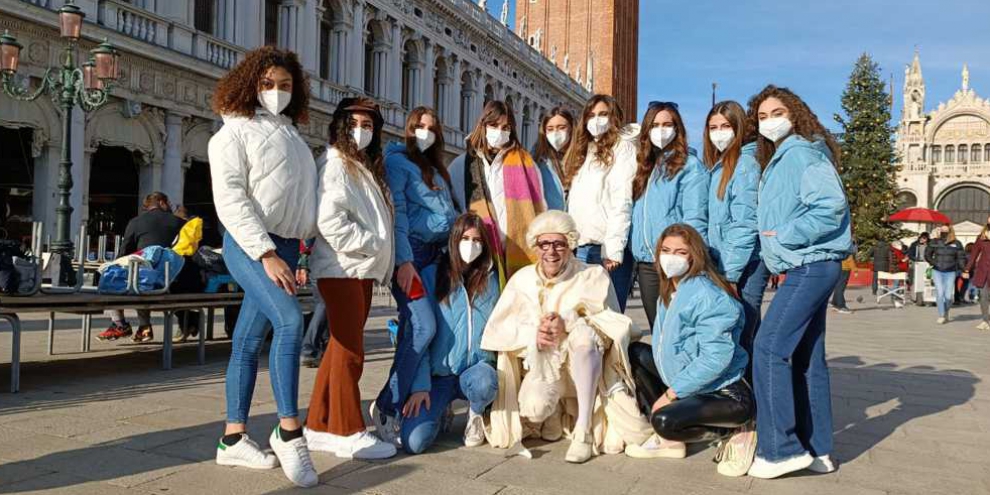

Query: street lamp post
[0,1,119,268]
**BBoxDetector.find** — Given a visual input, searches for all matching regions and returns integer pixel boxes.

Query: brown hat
[335,97,383,126]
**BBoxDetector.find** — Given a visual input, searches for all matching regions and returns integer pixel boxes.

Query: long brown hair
[328,97,389,203]
[212,46,310,125]
[702,101,754,200]
[563,94,625,188]
[403,106,451,190]
[746,85,841,170]
[466,100,522,159]
[436,213,495,304]
[632,102,688,199]
[533,106,575,178]
[656,224,736,307]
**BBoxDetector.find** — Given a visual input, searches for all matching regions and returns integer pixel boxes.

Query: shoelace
[712,439,738,464]
[290,439,315,473]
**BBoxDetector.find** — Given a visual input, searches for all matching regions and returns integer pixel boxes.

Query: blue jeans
[223,232,303,423]
[737,259,770,379]
[375,242,442,417]
[754,260,840,461]
[932,269,956,317]
[576,244,635,312]
[301,287,329,360]
[401,362,499,454]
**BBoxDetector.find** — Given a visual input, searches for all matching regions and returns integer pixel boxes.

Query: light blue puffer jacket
[412,267,499,392]
[707,142,761,282]
[630,151,711,263]
[537,158,567,211]
[652,274,747,398]
[384,142,459,266]
[757,135,853,274]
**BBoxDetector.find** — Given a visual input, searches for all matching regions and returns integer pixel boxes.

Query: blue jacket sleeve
[681,158,711,243]
[775,158,849,251]
[720,161,760,282]
[386,158,415,266]
[669,295,742,398]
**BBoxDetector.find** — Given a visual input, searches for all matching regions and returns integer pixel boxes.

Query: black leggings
[628,342,754,443]
[637,262,660,330]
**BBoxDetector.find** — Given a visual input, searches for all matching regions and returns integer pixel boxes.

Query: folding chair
[876,271,908,308]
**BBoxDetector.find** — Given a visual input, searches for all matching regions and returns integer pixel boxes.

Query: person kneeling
[482,210,652,464]
[625,224,757,477]
[400,213,501,454]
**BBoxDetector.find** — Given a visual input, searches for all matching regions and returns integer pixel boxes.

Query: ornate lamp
[58,1,85,41]
[0,30,22,75]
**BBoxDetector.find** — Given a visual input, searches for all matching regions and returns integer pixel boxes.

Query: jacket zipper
[466,295,474,368]
[642,166,658,260]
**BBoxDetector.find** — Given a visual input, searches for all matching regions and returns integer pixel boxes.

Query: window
[264,0,279,46]
[363,27,376,96]
[484,84,494,105]
[946,145,955,164]
[986,144,990,163]
[319,6,333,80]
[959,145,968,164]
[973,144,982,164]
[194,0,215,34]
[931,145,941,163]
[460,71,473,132]
[401,41,416,108]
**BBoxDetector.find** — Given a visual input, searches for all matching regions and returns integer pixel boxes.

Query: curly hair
[562,94,625,188]
[211,46,310,125]
[533,106,575,178]
[329,98,389,206]
[702,100,754,201]
[632,102,688,200]
[746,85,840,170]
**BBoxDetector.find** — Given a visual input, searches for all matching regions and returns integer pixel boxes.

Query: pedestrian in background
[925,225,966,324]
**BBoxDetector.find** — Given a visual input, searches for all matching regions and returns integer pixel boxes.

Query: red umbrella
[888,207,951,224]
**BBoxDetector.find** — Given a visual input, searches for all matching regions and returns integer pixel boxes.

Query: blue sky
[635,0,990,143]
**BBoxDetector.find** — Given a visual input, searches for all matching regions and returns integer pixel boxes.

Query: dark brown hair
[142,192,170,211]
[702,100,754,200]
[632,102,688,199]
[466,101,522,159]
[563,94,625,188]
[533,106,575,179]
[746,85,841,170]
[328,97,389,203]
[656,224,736,307]
[403,106,451,190]
[211,46,310,125]
[436,213,495,303]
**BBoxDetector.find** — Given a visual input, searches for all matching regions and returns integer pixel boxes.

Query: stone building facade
[0,0,590,246]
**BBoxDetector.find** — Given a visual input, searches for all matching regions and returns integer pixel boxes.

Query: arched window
[401,40,417,109]
[264,0,279,46]
[460,71,474,132]
[931,145,941,163]
[318,5,334,80]
[433,56,448,122]
[895,191,918,211]
[986,144,990,163]
[521,104,532,149]
[972,144,982,164]
[938,186,990,225]
[946,145,955,164]
[363,26,376,96]
[194,0,216,35]
[484,84,494,105]
[959,144,968,164]
[505,95,515,120]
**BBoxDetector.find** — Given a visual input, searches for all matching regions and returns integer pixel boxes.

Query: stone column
[372,44,389,98]
[237,0,262,48]
[421,40,435,108]
[300,0,319,73]
[388,20,403,105]
[162,112,185,205]
[449,58,463,130]
[349,1,367,91]
[33,141,60,236]
[331,20,350,85]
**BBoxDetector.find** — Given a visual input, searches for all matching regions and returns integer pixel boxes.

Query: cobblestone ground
[1,286,989,494]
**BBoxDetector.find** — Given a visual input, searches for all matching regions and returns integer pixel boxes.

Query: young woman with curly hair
[208,46,318,488]
[303,97,397,461]
[629,101,710,327]
[563,94,639,311]
[745,85,852,479]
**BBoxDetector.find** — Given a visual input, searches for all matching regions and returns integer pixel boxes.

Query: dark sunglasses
[648,101,679,110]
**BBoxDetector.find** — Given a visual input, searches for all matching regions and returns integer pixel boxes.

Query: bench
[0,289,314,393]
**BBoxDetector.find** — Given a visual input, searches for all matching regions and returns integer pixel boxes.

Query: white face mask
[485,126,511,150]
[414,129,436,152]
[546,130,569,152]
[459,240,483,264]
[659,254,690,279]
[709,129,735,152]
[650,127,676,149]
[759,117,793,142]
[586,116,611,139]
[258,89,291,116]
[352,127,373,151]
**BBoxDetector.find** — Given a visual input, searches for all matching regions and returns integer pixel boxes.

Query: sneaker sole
[624,447,687,459]
[216,456,279,470]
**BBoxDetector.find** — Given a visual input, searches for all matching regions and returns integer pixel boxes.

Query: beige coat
[481,260,652,456]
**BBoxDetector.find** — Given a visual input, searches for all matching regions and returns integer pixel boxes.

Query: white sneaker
[807,454,837,473]
[747,452,814,479]
[269,427,318,488]
[369,402,402,447]
[309,429,396,460]
[464,409,486,448]
[624,433,686,459]
[715,423,757,477]
[937,317,947,324]
[215,434,279,469]
[977,321,989,331]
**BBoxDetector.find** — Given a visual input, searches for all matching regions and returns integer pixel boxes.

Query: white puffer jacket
[309,146,395,283]
[566,124,640,262]
[208,108,318,260]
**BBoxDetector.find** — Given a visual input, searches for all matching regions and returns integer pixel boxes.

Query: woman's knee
[401,421,439,455]
[650,409,686,440]
[628,342,654,370]
[461,363,498,407]
[567,324,602,357]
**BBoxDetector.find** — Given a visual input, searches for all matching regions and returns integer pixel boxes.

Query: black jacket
[872,241,892,272]
[121,209,186,254]
[925,239,967,273]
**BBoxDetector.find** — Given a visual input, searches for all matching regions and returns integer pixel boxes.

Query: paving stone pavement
[2,286,989,494]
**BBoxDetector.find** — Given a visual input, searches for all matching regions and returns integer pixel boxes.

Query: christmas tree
[834,53,902,259]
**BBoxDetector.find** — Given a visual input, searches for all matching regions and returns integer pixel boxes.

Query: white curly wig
[526,210,579,250]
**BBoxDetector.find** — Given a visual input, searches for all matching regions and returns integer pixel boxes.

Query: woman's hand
[761,231,777,237]
[402,391,431,418]
[396,262,420,296]
[537,313,565,351]
[651,390,677,413]
[261,252,296,295]
[604,259,620,272]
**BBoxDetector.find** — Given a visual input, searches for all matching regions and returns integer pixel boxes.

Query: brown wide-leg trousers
[306,278,373,436]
